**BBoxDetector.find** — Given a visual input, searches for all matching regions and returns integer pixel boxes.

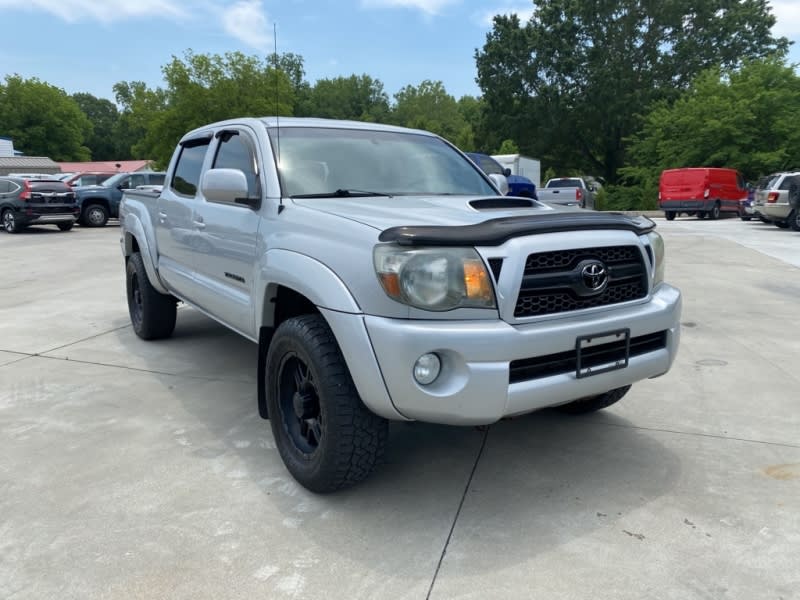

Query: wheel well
[84,198,110,210]
[273,285,319,328]
[124,233,140,256]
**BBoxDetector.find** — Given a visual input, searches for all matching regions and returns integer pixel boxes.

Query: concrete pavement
[1,220,798,599]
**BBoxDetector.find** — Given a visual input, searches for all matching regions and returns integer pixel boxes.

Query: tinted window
[149,173,165,185]
[212,132,260,197]
[477,156,503,175]
[547,178,582,188]
[172,141,210,197]
[0,180,9,193]
[779,177,796,191]
[30,180,70,192]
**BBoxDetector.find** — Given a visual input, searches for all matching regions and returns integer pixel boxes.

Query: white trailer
[492,154,541,188]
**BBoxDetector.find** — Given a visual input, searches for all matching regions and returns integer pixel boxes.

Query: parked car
[537,177,596,209]
[756,171,800,230]
[659,167,747,220]
[465,152,537,198]
[120,116,681,492]
[75,171,166,227]
[64,171,116,187]
[0,176,79,233]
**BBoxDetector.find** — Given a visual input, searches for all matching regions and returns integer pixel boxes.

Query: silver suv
[756,171,800,230]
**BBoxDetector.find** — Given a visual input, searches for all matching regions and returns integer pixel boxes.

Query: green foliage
[113,81,168,161]
[625,58,800,186]
[476,0,789,183]
[391,80,474,148]
[601,184,659,212]
[496,139,519,154]
[72,92,120,160]
[301,74,390,122]
[0,75,91,160]
[116,50,295,166]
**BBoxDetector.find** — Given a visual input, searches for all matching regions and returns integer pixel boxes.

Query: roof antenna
[274,22,284,214]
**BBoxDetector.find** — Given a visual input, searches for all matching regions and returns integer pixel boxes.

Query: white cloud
[221,0,272,52]
[477,4,535,27]
[770,0,800,37]
[0,0,187,23]
[361,0,460,17]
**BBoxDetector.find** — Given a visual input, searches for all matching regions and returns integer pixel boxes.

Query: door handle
[158,211,167,223]
[193,218,206,230]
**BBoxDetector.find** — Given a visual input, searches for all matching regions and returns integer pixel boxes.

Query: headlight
[373,246,496,311]
[647,231,665,286]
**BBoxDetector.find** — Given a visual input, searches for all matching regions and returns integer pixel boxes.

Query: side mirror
[489,173,510,195]
[503,168,512,177]
[201,168,256,207]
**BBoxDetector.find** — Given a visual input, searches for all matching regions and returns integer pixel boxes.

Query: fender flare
[121,213,170,295]
[254,249,361,331]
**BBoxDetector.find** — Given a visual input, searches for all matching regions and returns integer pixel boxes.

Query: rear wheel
[266,314,388,493]
[740,215,752,222]
[555,386,631,414]
[2,209,22,233]
[698,211,707,219]
[665,211,676,221]
[82,204,108,227]
[709,202,721,220]
[789,210,800,232]
[57,222,74,231]
[126,252,177,340]
[775,221,790,229]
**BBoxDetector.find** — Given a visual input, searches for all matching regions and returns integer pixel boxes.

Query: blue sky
[1,0,798,103]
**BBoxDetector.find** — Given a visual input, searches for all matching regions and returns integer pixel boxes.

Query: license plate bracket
[575,328,630,379]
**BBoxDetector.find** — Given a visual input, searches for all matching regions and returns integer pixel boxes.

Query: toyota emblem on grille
[580,260,608,294]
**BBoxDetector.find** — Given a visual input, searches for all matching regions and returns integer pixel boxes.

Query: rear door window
[149,173,165,186]
[171,139,211,197]
[0,180,10,193]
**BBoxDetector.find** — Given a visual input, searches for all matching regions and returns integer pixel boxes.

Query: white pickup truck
[120,117,681,492]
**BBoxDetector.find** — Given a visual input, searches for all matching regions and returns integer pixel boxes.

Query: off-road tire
[57,222,74,231]
[266,314,388,493]
[555,385,632,415]
[126,252,177,340]
[82,203,109,227]
[665,212,676,221]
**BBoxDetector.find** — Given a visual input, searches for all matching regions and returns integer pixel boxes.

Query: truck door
[190,128,261,337]
[154,136,212,300]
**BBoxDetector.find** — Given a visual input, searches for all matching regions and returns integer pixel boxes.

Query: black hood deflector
[379,212,656,247]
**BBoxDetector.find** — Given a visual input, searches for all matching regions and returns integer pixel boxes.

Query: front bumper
[356,284,681,425]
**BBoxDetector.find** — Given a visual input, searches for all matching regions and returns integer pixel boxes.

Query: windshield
[100,173,126,187]
[268,127,496,198]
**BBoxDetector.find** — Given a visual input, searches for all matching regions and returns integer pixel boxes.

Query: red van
[659,168,748,220]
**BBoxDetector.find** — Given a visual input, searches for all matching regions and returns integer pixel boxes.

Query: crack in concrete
[426,426,490,600]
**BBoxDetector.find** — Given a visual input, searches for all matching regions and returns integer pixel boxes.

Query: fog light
[413,353,441,385]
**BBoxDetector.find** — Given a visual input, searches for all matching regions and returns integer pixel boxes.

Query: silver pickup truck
[120,117,681,492]
[537,177,597,209]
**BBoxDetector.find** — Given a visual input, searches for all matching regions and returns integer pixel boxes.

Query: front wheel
[266,314,388,493]
[82,204,109,227]
[665,211,676,221]
[126,252,177,340]
[2,209,22,233]
[555,385,631,414]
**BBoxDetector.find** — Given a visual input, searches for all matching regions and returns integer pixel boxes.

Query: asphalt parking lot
[1,218,798,600]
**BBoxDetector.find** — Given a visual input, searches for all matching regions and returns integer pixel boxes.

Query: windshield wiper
[291,189,393,199]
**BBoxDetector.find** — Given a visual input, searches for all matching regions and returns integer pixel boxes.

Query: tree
[0,75,91,160]
[115,50,295,166]
[496,139,519,154]
[476,1,789,183]
[301,75,390,122]
[625,58,800,185]
[113,81,168,161]
[391,80,474,149]
[72,92,120,160]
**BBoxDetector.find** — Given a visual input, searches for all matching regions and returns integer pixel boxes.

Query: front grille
[509,330,667,383]
[514,245,648,317]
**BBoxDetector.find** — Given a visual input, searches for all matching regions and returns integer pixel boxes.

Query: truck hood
[291,195,559,231]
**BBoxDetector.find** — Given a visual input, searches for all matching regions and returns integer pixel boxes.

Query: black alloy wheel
[277,353,323,456]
